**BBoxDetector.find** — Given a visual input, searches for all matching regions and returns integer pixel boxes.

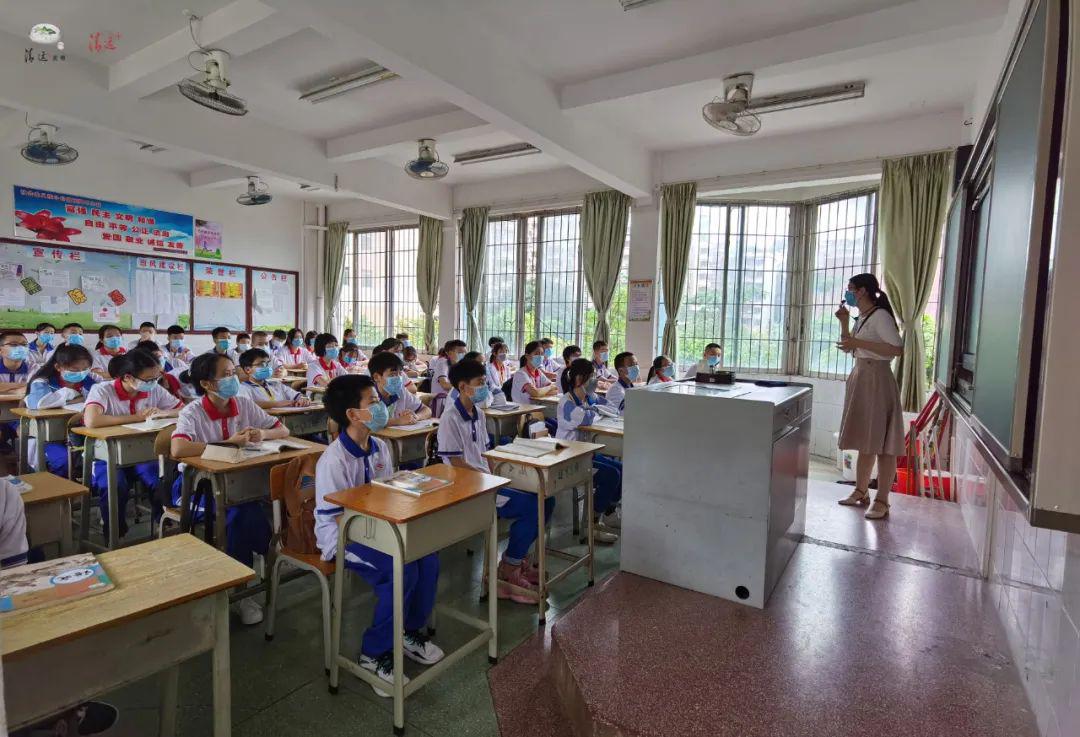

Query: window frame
[339,224,426,346]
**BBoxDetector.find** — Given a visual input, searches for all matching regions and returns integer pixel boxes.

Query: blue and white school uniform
[164,345,194,372]
[92,346,126,376]
[170,396,278,566]
[315,432,437,658]
[306,357,345,386]
[604,377,634,416]
[593,360,617,383]
[240,378,300,405]
[541,355,561,373]
[485,363,511,407]
[555,392,622,516]
[202,347,240,365]
[0,359,31,443]
[85,379,183,538]
[379,385,423,419]
[510,366,550,406]
[437,396,552,566]
[429,356,452,417]
[24,373,99,475]
[26,339,54,367]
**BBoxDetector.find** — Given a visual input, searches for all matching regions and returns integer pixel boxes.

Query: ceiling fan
[237,176,272,206]
[703,73,865,137]
[405,139,450,180]
[177,12,248,116]
[21,122,78,165]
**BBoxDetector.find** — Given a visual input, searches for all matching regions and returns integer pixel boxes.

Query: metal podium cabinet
[620,381,812,608]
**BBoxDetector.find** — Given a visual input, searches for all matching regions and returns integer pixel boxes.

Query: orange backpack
[269,455,320,556]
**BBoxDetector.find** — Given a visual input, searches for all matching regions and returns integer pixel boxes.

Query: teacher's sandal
[838,488,870,506]
[865,499,890,520]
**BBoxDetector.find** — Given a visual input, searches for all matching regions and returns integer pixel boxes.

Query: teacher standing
[835,273,905,521]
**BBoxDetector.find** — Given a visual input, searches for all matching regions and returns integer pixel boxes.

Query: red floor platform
[490,542,1037,737]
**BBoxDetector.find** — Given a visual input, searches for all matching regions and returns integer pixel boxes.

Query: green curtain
[459,206,489,350]
[881,151,952,411]
[416,216,443,354]
[323,221,349,331]
[659,182,697,361]
[581,190,633,344]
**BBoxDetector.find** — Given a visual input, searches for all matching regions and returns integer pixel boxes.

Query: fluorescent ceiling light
[299,64,399,104]
[620,0,666,10]
[453,143,541,165]
[746,82,865,114]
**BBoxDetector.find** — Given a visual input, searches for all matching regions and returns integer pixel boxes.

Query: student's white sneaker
[403,631,445,665]
[236,597,264,626]
[601,508,622,530]
[360,652,411,698]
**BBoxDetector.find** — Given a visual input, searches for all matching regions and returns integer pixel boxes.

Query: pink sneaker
[519,560,540,586]
[498,564,539,604]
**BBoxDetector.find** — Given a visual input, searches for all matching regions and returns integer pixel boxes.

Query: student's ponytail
[561,358,594,394]
[29,344,93,385]
[849,273,897,326]
[646,355,666,383]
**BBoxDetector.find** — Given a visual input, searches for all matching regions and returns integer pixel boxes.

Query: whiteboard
[250,269,297,332]
[0,239,191,330]
[192,262,247,331]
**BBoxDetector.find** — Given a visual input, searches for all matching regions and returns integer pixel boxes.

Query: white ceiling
[0,0,1010,214]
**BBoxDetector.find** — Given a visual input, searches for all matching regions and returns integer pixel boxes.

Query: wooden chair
[154,427,184,538]
[264,456,336,674]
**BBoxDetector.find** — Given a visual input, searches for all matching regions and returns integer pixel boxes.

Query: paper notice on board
[81,273,106,292]
[0,263,22,280]
[156,313,178,328]
[94,303,118,322]
[41,296,65,313]
[0,286,25,308]
[171,292,187,315]
[38,268,69,289]
[135,270,155,314]
[153,272,171,303]
[254,287,273,313]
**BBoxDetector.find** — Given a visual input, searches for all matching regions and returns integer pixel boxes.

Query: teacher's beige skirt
[838,358,906,456]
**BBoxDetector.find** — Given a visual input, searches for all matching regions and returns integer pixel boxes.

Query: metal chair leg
[264,555,284,642]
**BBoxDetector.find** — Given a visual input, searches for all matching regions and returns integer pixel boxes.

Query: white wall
[1,146,305,353]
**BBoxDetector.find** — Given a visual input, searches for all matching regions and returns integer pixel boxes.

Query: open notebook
[0,553,114,614]
[371,470,453,496]
[200,439,309,463]
[497,437,569,458]
[122,417,177,432]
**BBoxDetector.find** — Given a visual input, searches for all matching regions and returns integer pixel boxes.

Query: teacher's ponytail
[849,273,897,326]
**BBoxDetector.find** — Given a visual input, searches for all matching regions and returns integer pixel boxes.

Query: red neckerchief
[113,378,148,415]
[526,365,541,381]
[319,357,337,372]
[200,395,239,441]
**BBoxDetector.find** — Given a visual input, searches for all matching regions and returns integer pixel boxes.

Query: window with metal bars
[338,225,432,347]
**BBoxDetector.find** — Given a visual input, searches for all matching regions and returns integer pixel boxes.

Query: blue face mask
[844,290,858,307]
[6,346,28,361]
[237,343,249,353]
[324,347,340,360]
[403,340,411,348]
[471,384,490,404]
[530,354,543,369]
[214,375,240,399]
[158,356,168,369]
[342,355,355,366]
[216,339,231,352]
[135,378,159,393]
[307,339,315,348]
[543,347,553,358]
[345,337,357,345]
[66,333,85,346]
[62,368,90,383]
[627,365,640,382]
[253,365,273,381]
[291,337,303,348]
[39,332,54,345]
[385,375,404,395]
[169,339,184,350]
[706,355,721,367]
[364,401,389,432]
[599,351,609,362]
[104,336,123,350]
[662,365,674,378]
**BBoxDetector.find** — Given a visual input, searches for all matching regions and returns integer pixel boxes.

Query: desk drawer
[488,455,593,495]
[96,434,157,466]
[343,493,494,562]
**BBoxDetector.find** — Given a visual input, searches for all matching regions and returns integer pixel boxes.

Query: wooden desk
[18,471,88,556]
[579,420,625,458]
[325,464,506,734]
[536,395,559,421]
[0,391,25,423]
[175,438,325,554]
[284,367,307,377]
[484,402,544,442]
[2,534,252,737]
[12,407,81,476]
[72,423,169,551]
[483,440,603,623]
[374,420,439,467]
[303,384,326,399]
[267,404,328,438]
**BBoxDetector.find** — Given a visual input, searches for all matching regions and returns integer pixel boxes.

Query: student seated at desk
[487,342,513,395]
[315,375,444,692]
[510,341,558,405]
[91,324,126,379]
[339,344,364,373]
[438,360,549,604]
[557,359,623,542]
[237,348,311,409]
[84,351,183,539]
[205,326,240,364]
[249,331,287,378]
[170,353,283,624]
[369,351,432,427]
[430,339,466,417]
[684,343,724,378]
[395,332,411,349]
[164,324,195,371]
[269,329,287,353]
[554,345,581,390]
[134,340,191,403]
[277,328,314,370]
[605,352,639,416]
[647,355,676,385]
[539,337,560,380]
[27,321,56,366]
[591,340,617,388]
[307,333,347,387]
[60,321,86,348]
[1,331,33,393]
[235,333,251,354]
[24,344,98,476]
[402,346,426,377]
[305,330,319,353]
[128,320,158,350]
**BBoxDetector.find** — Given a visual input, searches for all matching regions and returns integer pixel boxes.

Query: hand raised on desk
[292,395,312,407]
[225,428,261,445]
[391,410,418,427]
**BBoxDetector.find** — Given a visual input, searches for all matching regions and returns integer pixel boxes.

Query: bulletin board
[250,269,298,332]
[0,238,191,330]
[192,262,248,331]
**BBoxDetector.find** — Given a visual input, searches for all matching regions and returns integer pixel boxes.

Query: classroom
[0,1,1078,735]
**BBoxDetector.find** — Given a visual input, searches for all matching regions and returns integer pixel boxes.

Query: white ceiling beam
[560,0,1010,110]
[0,31,451,219]
[326,110,491,162]
[265,0,653,198]
[108,0,297,98]
[188,164,254,189]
